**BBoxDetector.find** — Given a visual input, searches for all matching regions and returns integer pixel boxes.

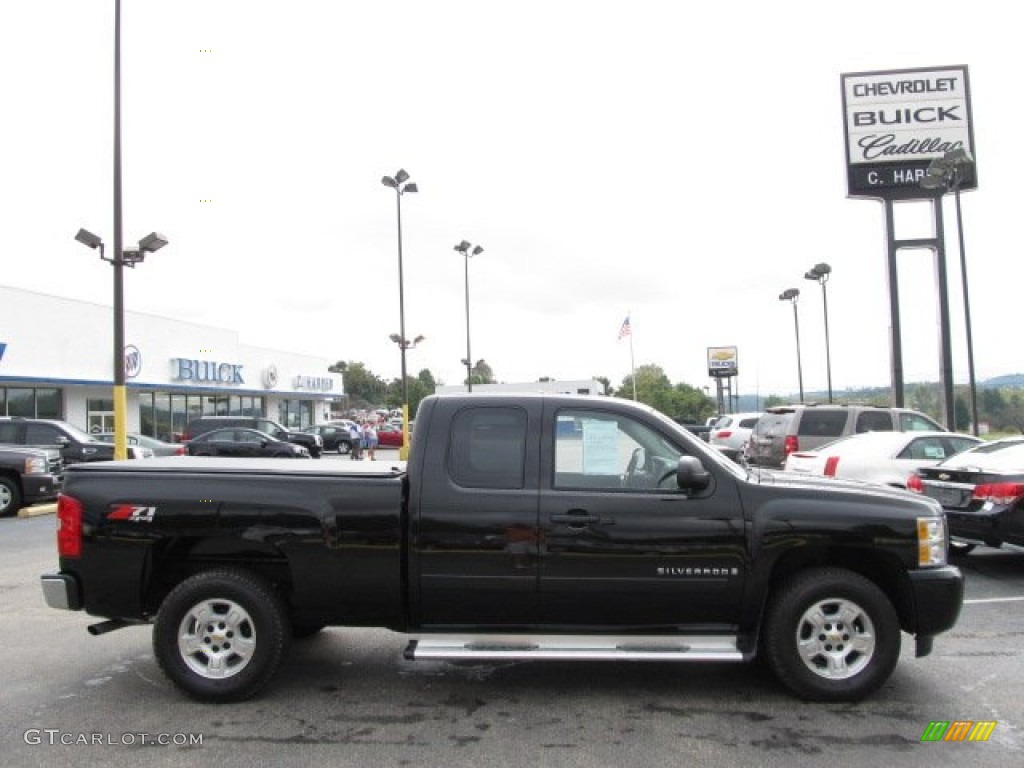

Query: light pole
[75,229,168,459]
[923,148,979,436]
[454,240,484,392]
[804,262,833,403]
[381,169,418,458]
[779,288,804,403]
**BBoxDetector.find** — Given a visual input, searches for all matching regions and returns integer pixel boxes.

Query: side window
[900,412,944,431]
[855,411,894,433]
[554,408,682,492]
[899,437,946,460]
[448,407,527,490]
[798,411,848,437]
[0,423,19,442]
[25,424,62,444]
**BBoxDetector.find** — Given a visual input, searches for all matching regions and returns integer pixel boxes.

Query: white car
[782,430,981,488]
[709,412,762,453]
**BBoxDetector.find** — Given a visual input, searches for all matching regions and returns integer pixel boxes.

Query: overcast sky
[2,1,1019,400]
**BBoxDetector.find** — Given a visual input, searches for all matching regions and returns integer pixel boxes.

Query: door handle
[551,510,614,526]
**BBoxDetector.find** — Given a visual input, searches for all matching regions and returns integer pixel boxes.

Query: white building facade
[0,286,341,441]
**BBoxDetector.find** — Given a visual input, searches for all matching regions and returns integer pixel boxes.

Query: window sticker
[581,419,619,475]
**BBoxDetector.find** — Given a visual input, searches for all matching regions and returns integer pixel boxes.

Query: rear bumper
[908,565,963,637]
[40,573,82,611]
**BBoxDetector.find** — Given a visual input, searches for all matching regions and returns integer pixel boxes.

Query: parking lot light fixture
[382,169,418,459]
[804,262,833,404]
[921,149,979,435]
[76,229,168,460]
[454,240,484,392]
[779,288,804,403]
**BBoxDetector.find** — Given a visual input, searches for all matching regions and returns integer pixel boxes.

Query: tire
[337,440,351,456]
[0,476,22,517]
[153,569,290,702]
[763,567,900,702]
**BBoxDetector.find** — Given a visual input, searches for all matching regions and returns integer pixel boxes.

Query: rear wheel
[0,476,22,517]
[763,567,900,701]
[337,440,351,456]
[153,569,290,702]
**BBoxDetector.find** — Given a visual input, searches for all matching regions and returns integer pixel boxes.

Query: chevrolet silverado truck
[40,393,963,703]
[0,444,63,516]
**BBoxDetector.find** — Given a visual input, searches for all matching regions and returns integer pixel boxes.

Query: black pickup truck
[0,444,63,516]
[41,393,963,703]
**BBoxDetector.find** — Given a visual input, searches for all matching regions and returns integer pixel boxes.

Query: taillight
[783,435,799,456]
[174,445,186,456]
[717,430,733,439]
[56,494,83,558]
[823,456,840,477]
[907,474,924,493]
[973,482,1024,505]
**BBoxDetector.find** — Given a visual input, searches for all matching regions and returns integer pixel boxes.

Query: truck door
[410,401,541,628]
[538,404,747,629]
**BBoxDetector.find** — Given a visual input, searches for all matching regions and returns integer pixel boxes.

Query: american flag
[618,315,631,340]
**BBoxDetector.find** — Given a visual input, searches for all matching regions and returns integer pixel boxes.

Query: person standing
[347,421,363,460]
[362,421,379,461]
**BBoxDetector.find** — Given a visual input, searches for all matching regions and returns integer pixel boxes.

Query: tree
[594,376,614,396]
[328,361,386,410]
[616,364,714,422]
[465,359,496,387]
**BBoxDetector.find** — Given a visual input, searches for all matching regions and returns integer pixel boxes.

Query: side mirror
[676,455,711,491]
[55,436,70,446]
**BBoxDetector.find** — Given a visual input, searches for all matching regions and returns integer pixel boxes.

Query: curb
[18,503,57,518]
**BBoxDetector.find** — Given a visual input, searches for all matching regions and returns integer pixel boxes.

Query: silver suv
[744,404,945,469]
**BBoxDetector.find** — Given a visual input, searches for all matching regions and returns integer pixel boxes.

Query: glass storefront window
[139,392,155,436]
[36,389,61,418]
[155,393,172,442]
[5,388,34,417]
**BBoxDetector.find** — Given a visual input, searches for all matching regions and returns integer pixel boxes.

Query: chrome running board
[405,634,745,662]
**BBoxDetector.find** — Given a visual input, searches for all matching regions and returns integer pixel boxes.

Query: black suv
[745,404,946,469]
[0,417,144,465]
[181,416,323,458]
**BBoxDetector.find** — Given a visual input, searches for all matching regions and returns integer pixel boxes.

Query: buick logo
[124,345,142,379]
[262,365,279,389]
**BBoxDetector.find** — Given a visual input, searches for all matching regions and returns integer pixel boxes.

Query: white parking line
[963,596,1024,604]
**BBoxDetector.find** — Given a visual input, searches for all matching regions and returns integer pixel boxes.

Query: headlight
[917,516,948,567]
[24,457,48,474]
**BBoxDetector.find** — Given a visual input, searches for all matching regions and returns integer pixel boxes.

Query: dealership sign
[707,346,738,378]
[842,65,975,199]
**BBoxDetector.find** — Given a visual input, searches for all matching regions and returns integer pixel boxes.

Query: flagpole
[629,330,637,401]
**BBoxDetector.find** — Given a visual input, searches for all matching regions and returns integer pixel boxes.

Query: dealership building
[0,285,341,441]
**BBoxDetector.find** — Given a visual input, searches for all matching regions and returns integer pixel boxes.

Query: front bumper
[22,473,63,505]
[40,573,82,611]
[908,565,963,638]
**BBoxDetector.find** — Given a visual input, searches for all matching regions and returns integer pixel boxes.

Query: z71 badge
[106,505,156,523]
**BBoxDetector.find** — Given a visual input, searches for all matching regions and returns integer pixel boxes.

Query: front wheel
[763,567,900,701]
[153,569,290,702]
[0,476,22,517]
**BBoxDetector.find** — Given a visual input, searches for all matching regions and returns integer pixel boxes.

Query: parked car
[181,416,322,457]
[709,412,762,453]
[0,444,63,516]
[376,422,404,447]
[93,432,186,457]
[783,430,981,488]
[745,404,946,469]
[0,417,147,463]
[303,424,355,455]
[185,428,311,458]
[908,437,1024,554]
